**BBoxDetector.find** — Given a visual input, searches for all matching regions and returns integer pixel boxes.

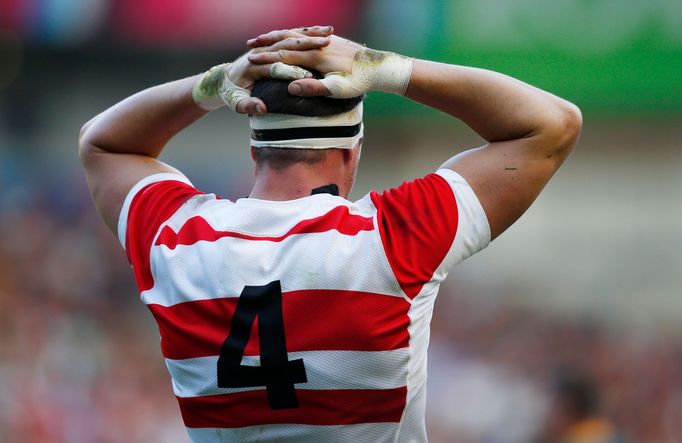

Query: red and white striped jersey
[118,168,490,443]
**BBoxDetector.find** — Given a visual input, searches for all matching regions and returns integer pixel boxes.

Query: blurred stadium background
[1,1,681,442]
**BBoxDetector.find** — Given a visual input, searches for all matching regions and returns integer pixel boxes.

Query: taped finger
[270,62,311,80]
[219,80,251,111]
[320,73,366,99]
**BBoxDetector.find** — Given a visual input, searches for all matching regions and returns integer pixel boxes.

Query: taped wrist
[192,63,251,112]
[358,48,414,95]
[321,48,414,99]
[192,61,311,112]
[192,63,230,111]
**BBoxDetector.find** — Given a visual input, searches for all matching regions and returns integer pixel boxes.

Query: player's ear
[344,138,362,163]
[342,146,360,171]
[342,147,354,164]
[250,146,257,162]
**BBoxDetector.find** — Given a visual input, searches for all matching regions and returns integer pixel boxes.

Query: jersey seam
[417,172,461,296]
[368,193,413,304]
[435,168,491,246]
[119,173,193,249]
[368,193,413,443]
[145,193,208,298]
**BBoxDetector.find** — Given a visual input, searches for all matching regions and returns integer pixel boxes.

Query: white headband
[249,103,363,149]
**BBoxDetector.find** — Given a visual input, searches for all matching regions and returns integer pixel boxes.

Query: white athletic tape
[270,62,311,81]
[320,48,414,99]
[192,61,311,112]
[250,130,363,150]
[192,63,230,111]
[250,103,363,150]
[218,76,251,112]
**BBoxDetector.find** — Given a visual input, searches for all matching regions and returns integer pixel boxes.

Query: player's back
[120,170,490,442]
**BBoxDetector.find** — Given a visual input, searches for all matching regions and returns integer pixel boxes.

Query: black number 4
[217,280,308,409]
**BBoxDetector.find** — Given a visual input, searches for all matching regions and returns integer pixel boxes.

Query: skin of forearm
[405,60,578,146]
[79,75,207,158]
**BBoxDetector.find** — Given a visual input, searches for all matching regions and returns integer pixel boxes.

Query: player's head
[249,75,364,192]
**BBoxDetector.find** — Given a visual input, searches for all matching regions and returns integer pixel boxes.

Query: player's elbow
[542,100,582,156]
[558,101,582,146]
[78,119,100,164]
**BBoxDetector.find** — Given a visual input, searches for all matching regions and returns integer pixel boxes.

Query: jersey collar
[310,184,339,196]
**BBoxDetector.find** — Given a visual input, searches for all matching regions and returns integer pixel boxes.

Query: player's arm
[79,75,205,234]
[248,31,582,240]
[79,27,332,234]
[405,61,582,239]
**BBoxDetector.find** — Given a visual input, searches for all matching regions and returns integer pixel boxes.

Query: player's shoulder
[359,170,463,212]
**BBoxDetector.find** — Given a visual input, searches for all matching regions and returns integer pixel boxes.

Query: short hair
[250,76,363,170]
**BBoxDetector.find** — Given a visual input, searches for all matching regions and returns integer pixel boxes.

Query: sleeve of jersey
[371,169,491,299]
[117,173,202,292]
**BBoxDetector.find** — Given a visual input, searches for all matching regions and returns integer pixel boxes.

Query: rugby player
[79,25,581,442]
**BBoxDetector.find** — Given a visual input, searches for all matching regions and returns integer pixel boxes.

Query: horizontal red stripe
[178,387,407,428]
[155,205,374,249]
[148,290,410,360]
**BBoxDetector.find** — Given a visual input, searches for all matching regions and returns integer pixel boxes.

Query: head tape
[249,103,363,149]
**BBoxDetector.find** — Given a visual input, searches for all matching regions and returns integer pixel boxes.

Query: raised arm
[79,27,333,234]
[79,76,204,233]
[405,61,582,239]
[248,31,582,239]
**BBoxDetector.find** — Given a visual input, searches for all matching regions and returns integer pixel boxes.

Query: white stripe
[117,172,193,249]
[186,422,397,443]
[249,104,363,149]
[167,349,409,398]
[249,103,363,130]
[250,130,362,150]
[142,228,403,306]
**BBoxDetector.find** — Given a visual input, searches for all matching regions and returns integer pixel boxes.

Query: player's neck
[250,163,349,201]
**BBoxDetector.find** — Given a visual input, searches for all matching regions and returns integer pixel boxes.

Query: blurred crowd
[1,185,682,443]
[427,289,682,442]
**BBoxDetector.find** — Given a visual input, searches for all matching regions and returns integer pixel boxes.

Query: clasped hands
[192,25,412,114]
